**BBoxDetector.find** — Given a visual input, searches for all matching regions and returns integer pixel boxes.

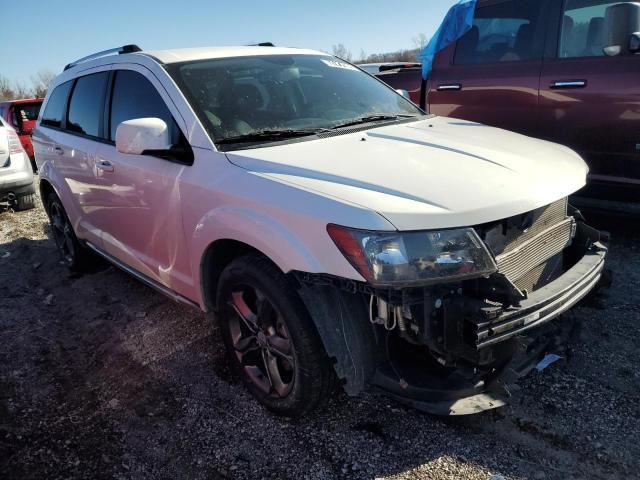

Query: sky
[1,0,457,85]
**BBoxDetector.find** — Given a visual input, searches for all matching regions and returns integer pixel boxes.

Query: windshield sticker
[321,59,358,71]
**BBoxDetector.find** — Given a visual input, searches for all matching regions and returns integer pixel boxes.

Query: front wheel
[217,254,336,417]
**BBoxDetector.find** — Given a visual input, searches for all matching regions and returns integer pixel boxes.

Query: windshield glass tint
[170,54,422,145]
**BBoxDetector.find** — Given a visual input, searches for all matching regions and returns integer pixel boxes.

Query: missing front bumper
[476,245,606,349]
[371,239,607,415]
[296,219,609,416]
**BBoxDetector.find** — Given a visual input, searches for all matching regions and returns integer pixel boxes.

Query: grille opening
[477,198,571,293]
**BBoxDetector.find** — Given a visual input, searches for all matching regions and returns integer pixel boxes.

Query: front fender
[190,205,330,307]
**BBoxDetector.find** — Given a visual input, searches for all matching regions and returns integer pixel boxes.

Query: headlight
[327,224,498,287]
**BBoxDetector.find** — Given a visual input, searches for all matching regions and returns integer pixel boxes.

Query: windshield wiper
[216,129,325,145]
[330,114,420,130]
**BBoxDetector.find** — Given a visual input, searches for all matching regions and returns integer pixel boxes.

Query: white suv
[0,117,36,211]
[33,45,608,417]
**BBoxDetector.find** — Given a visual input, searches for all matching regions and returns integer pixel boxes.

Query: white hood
[225,117,588,231]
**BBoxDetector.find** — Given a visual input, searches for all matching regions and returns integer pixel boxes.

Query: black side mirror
[630,32,640,53]
[605,2,640,55]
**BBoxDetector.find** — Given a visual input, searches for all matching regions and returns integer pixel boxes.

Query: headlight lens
[327,224,498,287]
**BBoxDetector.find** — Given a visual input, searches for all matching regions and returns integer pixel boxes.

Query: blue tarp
[419,0,478,80]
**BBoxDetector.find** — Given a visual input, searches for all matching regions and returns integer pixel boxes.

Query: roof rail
[64,44,142,71]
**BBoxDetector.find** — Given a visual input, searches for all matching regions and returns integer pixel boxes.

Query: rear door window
[109,70,180,143]
[41,81,73,128]
[454,0,546,64]
[559,0,623,58]
[67,72,109,137]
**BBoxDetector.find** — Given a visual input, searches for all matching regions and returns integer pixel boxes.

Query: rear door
[428,0,549,137]
[35,76,109,248]
[538,0,640,196]
[58,71,111,245]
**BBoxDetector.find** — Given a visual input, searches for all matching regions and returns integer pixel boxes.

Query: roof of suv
[59,45,330,77]
[142,46,328,64]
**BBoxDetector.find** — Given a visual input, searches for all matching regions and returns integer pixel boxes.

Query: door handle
[437,83,462,91]
[96,159,114,173]
[551,80,587,89]
[53,146,64,155]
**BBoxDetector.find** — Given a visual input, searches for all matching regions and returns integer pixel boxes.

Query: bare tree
[0,75,13,102]
[31,70,56,98]
[332,44,353,62]
[12,82,32,100]
[412,33,429,51]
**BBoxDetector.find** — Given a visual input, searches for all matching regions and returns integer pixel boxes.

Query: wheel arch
[199,238,264,312]
[38,178,56,206]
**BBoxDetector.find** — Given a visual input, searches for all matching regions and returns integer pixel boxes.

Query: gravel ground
[1,193,639,480]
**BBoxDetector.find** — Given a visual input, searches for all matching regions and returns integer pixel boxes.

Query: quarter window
[67,72,109,137]
[454,0,545,65]
[41,81,73,128]
[109,70,179,143]
[560,0,622,58]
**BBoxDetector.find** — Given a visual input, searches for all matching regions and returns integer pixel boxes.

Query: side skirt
[84,242,201,311]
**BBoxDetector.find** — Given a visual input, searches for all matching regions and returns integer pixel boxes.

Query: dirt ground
[1,193,639,480]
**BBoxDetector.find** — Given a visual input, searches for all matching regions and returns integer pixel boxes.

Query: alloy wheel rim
[49,202,75,265]
[227,285,295,398]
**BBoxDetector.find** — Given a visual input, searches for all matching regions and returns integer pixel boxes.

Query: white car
[33,45,607,417]
[0,117,35,210]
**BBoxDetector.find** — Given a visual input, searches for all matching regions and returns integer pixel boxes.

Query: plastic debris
[535,353,562,372]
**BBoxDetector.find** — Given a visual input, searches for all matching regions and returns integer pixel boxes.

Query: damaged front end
[294,198,609,415]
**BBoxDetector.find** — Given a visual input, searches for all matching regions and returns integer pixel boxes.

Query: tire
[15,193,36,211]
[45,192,94,271]
[216,254,336,417]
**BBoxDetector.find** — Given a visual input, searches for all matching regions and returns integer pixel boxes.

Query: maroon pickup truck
[376,0,640,204]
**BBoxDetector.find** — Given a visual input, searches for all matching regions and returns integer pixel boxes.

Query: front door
[539,0,640,198]
[94,67,194,292]
[428,0,549,138]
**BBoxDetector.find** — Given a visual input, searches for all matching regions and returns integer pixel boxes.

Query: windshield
[169,54,423,149]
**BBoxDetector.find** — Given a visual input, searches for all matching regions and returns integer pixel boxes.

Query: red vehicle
[0,98,44,171]
[377,0,640,204]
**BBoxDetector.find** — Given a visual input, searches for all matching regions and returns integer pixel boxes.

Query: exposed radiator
[496,217,575,283]
[479,197,573,292]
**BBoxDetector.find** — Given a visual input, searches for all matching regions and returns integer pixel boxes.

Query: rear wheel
[217,254,336,417]
[45,192,93,271]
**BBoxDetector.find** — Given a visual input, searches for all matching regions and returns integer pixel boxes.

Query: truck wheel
[45,192,93,271]
[217,254,336,417]
[15,193,36,211]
